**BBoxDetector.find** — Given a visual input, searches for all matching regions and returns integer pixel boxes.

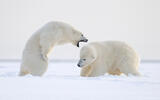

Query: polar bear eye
[83,59,86,61]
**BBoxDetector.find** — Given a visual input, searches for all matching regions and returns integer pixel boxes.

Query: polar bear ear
[88,55,96,66]
[90,47,97,63]
[91,55,97,62]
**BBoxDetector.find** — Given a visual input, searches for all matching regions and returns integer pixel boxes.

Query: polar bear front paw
[41,53,48,61]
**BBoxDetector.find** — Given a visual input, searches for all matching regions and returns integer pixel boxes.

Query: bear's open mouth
[77,39,88,47]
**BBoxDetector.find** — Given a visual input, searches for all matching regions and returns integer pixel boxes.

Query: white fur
[78,41,140,77]
[19,21,86,76]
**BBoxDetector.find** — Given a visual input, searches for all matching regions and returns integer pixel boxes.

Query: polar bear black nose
[77,64,81,67]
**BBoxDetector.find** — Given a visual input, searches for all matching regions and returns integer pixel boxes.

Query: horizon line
[0,59,160,63]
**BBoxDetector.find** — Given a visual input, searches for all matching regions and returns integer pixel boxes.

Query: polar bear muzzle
[77,59,86,67]
[77,36,88,47]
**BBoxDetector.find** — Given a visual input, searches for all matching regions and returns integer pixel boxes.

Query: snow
[0,61,160,100]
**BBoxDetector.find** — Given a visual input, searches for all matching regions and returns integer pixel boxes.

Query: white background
[0,0,160,60]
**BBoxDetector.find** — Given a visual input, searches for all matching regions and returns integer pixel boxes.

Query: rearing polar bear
[19,21,88,76]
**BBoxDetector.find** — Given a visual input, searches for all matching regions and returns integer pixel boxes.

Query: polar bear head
[77,45,97,68]
[61,23,88,47]
[68,28,88,47]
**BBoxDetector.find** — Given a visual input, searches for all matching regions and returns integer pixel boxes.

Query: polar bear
[77,41,140,77]
[19,21,88,76]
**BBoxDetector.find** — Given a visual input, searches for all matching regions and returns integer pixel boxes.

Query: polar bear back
[91,41,139,64]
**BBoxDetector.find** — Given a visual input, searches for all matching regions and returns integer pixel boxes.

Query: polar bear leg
[80,66,91,76]
[19,70,29,76]
[108,68,122,75]
[29,61,48,76]
[40,37,55,61]
[30,71,46,76]
[28,65,47,76]
[121,69,140,76]
[30,58,48,76]
[19,55,48,76]
[87,66,106,77]
[19,64,29,76]
[119,64,140,76]
[40,43,55,61]
[40,42,51,61]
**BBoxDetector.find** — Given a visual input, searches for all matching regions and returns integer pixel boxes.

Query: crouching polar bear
[19,21,88,76]
[77,41,140,77]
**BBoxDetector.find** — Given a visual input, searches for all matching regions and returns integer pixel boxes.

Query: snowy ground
[0,61,160,100]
